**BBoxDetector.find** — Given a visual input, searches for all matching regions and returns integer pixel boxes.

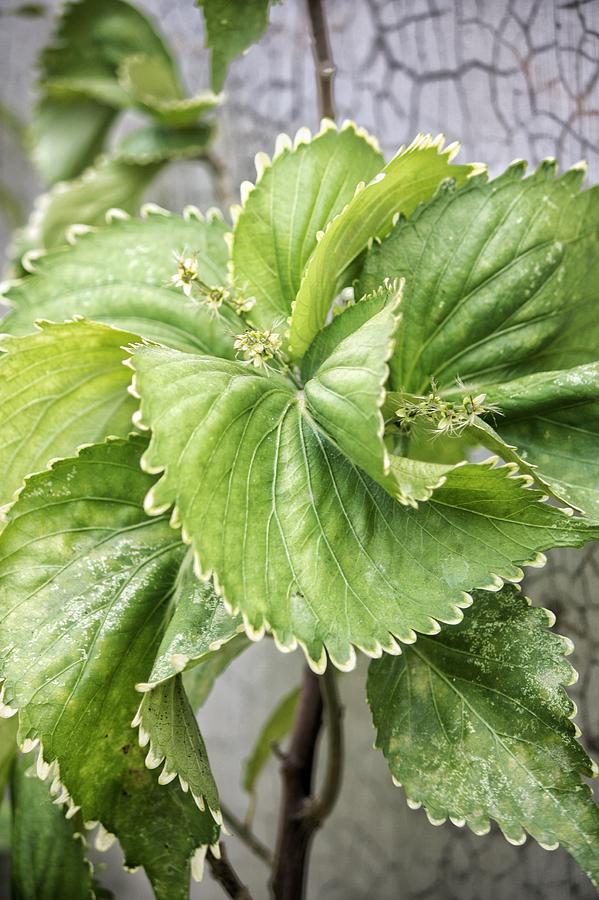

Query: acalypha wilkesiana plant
[3,110,599,897]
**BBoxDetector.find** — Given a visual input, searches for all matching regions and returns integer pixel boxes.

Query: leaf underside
[136,674,220,816]
[145,552,243,689]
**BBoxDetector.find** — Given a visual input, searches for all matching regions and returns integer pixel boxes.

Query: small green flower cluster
[233,329,282,370]
[395,382,501,436]
[170,251,255,316]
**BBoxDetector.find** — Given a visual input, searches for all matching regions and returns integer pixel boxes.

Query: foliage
[2,9,599,894]
[13,0,219,256]
[197,0,275,91]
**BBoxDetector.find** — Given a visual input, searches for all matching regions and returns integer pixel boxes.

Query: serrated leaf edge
[130,698,222,827]
[228,118,383,300]
[129,387,554,672]
[375,609,599,870]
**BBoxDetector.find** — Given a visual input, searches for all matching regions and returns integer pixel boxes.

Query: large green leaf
[132,344,599,671]
[359,161,599,393]
[288,134,483,359]
[3,212,240,356]
[10,754,93,900]
[0,320,137,508]
[141,551,243,690]
[0,436,219,899]
[32,0,176,183]
[368,586,599,888]
[197,0,274,92]
[133,675,220,817]
[231,121,384,330]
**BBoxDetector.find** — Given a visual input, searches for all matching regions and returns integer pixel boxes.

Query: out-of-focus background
[1,1,599,898]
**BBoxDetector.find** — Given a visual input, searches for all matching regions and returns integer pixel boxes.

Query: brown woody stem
[207,843,254,900]
[306,0,337,121]
[270,664,344,899]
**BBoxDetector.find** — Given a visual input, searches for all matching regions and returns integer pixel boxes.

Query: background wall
[1,1,599,898]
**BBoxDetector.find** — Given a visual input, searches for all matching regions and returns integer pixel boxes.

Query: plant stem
[270,663,344,899]
[305,0,337,121]
[207,843,254,900]
[221,801,273,867]
[312,667,343,823]
[270,665,323,900]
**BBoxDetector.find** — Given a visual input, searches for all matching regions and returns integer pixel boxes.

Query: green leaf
[477,364,599,516]
[29,99,116,186]
[385,454,458,506]
[10,754,94,900]
[301,280,450,505]
[20,157,163,250]
[22,118,215,251]
[184,635,251,710]
[119,54,221,127]
[301,279,453,505]
[367,585,599,889]
[4,212,239,357]
[243,687,300,796]
[142,552,243,690]
[0,436,219,899]
[116,122,213,164]
[32,0,177,182]
[288,134,483,360]
[133,675,220,817]
[359,161,599,394]
[231,122,384,330]
[0,719,17,852]
[197,0,274,92]
[132,344,599,671]
[462,416,559,498]
[0,320,137,508]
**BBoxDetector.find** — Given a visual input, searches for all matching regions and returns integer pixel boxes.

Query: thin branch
[207,843,253,900]
[220,801,273,868]
[311,666,343,823]
[305,0,337,121]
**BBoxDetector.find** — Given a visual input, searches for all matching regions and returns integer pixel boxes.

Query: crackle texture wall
[1,1,599,898]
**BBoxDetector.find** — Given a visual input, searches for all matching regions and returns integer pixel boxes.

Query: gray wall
[1,1,599,898]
